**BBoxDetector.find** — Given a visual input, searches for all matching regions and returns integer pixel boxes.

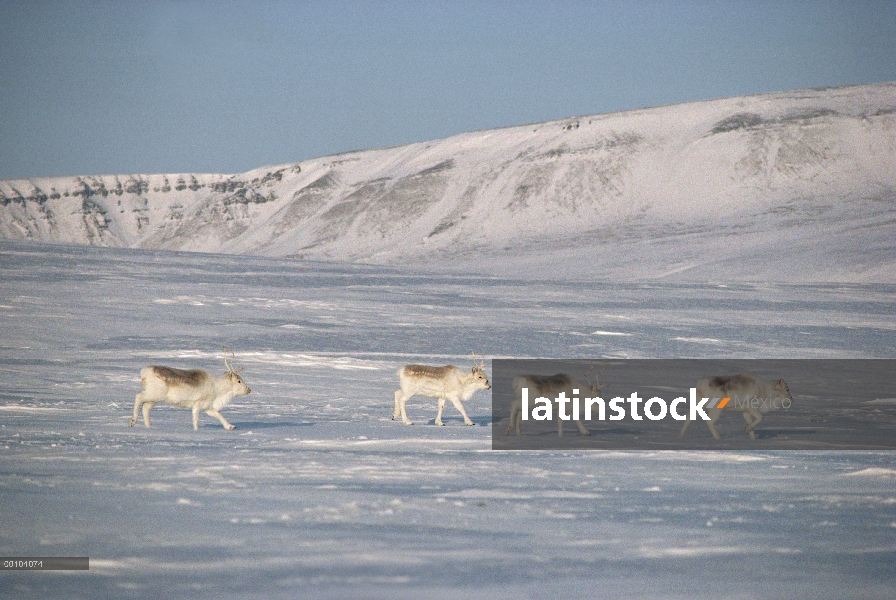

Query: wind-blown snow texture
[2,83,895,281]
[1,242,895,599]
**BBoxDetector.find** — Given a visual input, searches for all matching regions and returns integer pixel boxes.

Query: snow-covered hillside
[2,83,895,281]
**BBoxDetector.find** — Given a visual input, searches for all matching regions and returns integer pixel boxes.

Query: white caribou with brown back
[129,350,251,431]
[393,354,491,426]
[505,362,608,437]
[679,372,793,440]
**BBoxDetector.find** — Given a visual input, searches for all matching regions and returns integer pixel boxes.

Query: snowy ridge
[2,83,895,281]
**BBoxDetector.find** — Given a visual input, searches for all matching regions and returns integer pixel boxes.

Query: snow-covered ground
[1,240,894,599]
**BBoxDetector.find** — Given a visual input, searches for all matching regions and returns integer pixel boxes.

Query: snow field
[0,241,894,599]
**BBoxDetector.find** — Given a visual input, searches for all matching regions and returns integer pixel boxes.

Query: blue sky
[1,0,894,179]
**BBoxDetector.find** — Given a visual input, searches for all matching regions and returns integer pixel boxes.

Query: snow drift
[2,83,894,281]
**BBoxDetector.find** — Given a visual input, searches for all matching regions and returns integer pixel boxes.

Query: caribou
[678,372,793,440]
[128,350,251,431]
[505,363,608,437]
[393,354,491,426]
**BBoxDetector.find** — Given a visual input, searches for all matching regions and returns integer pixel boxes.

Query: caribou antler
[471,351,486,371]
[222,346,244,374]
[585,360,608,390]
